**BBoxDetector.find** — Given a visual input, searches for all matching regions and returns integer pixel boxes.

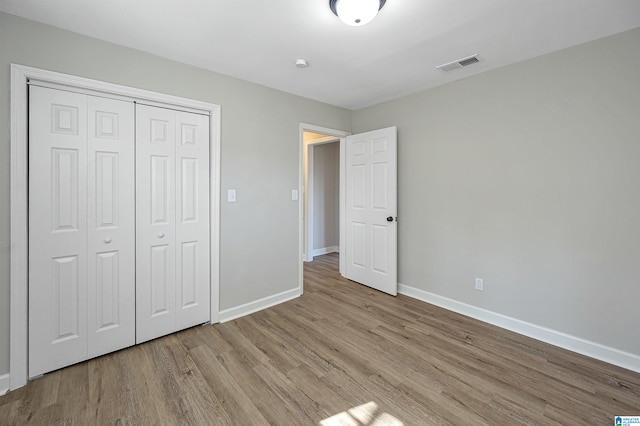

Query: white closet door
[28,86,210,375]
[175,111,210,329]
[136,104,210,344]
[29,86,89,377]
[86,96,136,358]
[136,105,177,343]
[29,87,137,377]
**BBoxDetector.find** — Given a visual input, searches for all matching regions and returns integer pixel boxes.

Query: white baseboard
[0,373,9,395]
[219,288,301,323]
[312,246,339,257]
[398,283,640,374]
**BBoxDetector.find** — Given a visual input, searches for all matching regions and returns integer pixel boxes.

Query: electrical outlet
[475,277,484,291]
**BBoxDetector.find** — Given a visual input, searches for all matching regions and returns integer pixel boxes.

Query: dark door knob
[387,216,393,222]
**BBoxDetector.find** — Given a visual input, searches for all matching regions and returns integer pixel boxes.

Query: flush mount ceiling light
[330,0,386,26]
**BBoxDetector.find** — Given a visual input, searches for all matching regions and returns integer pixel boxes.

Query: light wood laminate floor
[1,253,639,425]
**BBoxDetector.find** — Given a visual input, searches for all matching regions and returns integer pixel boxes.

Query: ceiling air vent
[436,54,480,72]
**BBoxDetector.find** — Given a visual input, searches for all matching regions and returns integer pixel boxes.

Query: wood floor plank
[214,349,309,425]
[1,253,639,425]
[252,361,329,423]
[246,312,336,378]
[268,305,382,384]
[186,346,262,425]
[232,316,302,374]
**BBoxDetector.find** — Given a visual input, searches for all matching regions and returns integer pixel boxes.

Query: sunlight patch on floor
[320,401,404,426]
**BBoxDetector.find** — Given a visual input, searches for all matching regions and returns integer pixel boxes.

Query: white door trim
[298,124,350,294]
[9,64,221,390]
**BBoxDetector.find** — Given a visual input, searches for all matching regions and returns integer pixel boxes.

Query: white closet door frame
[9,64,221,390]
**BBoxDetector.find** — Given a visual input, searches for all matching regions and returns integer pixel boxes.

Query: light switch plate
[292,189,299,201]
[475,277,483,291]
[227,189,237,203]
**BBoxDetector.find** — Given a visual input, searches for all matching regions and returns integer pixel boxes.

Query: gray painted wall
[0,12,352,375]
[353,27,640,356]
[312,142,339,251]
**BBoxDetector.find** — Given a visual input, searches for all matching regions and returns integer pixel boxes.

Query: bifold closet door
[136,104,210,344]
[29,86,135,377]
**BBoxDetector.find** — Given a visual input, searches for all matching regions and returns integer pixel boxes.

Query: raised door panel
[95,251,120,326]
[136,104,177,344]
[51,255,81,342]
[151,155,170,224]
[87,96,135,357]
[150,244,171,316]
[179,241,198,309]
[29,86,88,377]
[175,111,210,329]
[52,148,80,231]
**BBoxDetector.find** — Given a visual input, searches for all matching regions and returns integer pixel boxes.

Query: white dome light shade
[331,0,385,26]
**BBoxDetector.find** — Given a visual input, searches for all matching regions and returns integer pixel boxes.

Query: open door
[344,127,397,295]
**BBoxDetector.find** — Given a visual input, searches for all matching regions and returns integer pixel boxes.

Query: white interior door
[136,104,210,344]
[136,105,177,343]
[175,111,211,329]
[29,87,89,377]
[86,95,136,358]
[344,127,397,295]
[29,86,136,377]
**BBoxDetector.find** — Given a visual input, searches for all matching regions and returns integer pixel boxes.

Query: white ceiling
[2,0,640,110]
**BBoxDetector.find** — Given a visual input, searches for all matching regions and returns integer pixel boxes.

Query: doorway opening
[298,124,398,297]
[305,134,339,261]
[298,124,350,294]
